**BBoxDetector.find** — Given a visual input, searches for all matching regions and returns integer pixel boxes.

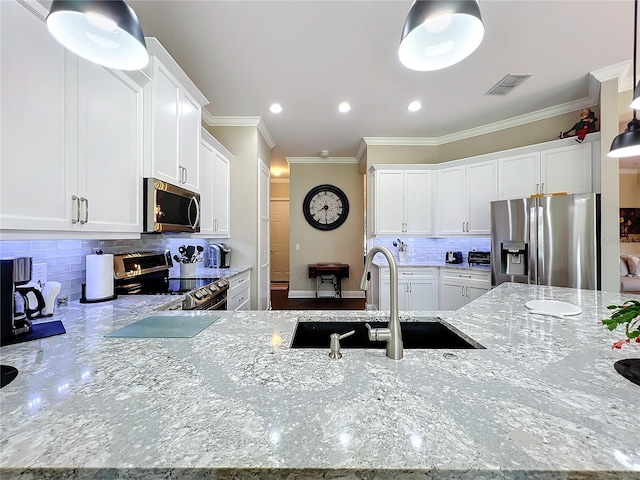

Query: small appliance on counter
[445,251,463,264]
[1,257,66,346]
[81,250,116,303]
[207,243,231,268]
[468,251,491,266]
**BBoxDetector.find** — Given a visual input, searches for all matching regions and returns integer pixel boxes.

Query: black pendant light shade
[608,118,640,158]
[609,0,640,157]
[398,0,484,72]
[46,0,149,71]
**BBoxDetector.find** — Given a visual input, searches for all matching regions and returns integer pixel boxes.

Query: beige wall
[620,171,640,256]
[289,163,364,296]
[205,124,261,308]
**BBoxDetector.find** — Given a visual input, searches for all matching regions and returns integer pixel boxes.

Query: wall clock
[303,184,349,231]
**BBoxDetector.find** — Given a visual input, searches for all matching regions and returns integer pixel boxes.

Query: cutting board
[105,315,219,338]
[525,300,582,316]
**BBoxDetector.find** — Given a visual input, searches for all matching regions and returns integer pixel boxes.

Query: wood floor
[270,282,365,310]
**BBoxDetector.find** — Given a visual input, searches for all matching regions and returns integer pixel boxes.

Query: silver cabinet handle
[184,167,188,184]
[541,182,544,193]
[71,195,80,224]
[536,183,540,194]
[80,197,88,224]
[466,221,469,232]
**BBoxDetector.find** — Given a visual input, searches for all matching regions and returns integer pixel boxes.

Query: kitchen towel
[85,254,114,301]
[105,315,220,339]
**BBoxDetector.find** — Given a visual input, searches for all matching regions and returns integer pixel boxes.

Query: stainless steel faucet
[360,245,403,360]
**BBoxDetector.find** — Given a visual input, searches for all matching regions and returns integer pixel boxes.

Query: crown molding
[286,157,357,164]
[202,115,276,149]
[591,61,629,85]
[362,137,438,147]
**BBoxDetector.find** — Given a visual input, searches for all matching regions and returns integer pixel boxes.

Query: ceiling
[126,0,636,175]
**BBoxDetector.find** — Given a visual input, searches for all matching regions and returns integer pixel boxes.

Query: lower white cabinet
[377,267,438,311]
[227,271,250,311]
[439,269,491,310]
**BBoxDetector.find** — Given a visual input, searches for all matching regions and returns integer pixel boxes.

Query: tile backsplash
[368,236,491,264]
[0,235,213,301]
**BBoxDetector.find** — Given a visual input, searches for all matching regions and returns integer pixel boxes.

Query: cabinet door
[150,62,180,184]
[466,160,498,234]
[440,281,467,310]
[198,137,216,234]
[379,279,408,311]
[405,171,432,234]
[498,152,540,199]
[540,143,591,195]
[375,170,405,234]
[211,150,231,237]
[78,59,143,232]
[0,0,75,231]
[178,90,201,192]
[437,166,466,234]
[406,279,437,310]
[467,284,490,303]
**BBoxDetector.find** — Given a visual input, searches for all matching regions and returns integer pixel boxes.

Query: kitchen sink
[290,319,484,349]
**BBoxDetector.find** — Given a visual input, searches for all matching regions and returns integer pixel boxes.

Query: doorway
[270,199,290,282]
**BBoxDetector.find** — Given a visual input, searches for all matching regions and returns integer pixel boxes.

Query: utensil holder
[180,262,196,278]
[399,251,408,263]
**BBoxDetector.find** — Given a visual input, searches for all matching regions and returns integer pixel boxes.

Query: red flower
[612,339,631,349]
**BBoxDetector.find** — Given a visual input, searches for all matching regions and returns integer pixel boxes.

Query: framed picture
[620,208,640,239]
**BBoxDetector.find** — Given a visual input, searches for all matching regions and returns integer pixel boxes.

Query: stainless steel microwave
[143,179,200,233]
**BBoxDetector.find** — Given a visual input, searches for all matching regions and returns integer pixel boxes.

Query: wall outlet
[32,263,47,287]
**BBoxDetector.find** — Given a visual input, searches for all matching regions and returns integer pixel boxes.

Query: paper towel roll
[85,254,114,301]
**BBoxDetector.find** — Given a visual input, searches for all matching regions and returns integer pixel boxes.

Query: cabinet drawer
[380,267,437,280]
[440,268,490,284]
[228,272,250,294]
[228,287,249,310]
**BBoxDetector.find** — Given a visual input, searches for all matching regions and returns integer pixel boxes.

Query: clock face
[303,184,349,231]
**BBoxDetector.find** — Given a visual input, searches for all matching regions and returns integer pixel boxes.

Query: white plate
[525,299,582,316]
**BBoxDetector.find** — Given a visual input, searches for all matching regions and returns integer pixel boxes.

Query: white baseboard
[288,290,365,299]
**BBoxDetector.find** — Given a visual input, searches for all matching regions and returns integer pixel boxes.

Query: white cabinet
[498,142,593,199]
[437,160,497,235]
[378,267,438,311]
[0,0,143,234]
[143,39,208,192]
[439,269,490,310]
[227,271,250,311]
[372,168,432,235]
[198,128,232,237]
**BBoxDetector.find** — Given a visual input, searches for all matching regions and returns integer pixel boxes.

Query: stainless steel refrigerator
[491,193,600,289]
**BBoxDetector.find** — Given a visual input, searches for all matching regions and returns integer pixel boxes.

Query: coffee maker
[1,257,35,342]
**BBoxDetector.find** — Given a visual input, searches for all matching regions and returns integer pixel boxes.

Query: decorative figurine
[559,108,598,143]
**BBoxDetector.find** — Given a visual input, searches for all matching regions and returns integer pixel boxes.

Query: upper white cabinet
[0,0,143,234]
[198,128,233,238]
[498,142,593,199]
[371,168,432,235]
[437,160,497,235]
[143,39,208,192]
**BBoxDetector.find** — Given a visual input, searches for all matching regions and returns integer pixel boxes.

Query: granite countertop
[168,264,252,280]
[1,283,639,479]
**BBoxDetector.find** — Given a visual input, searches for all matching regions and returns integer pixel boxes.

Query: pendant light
[398,0,484,72]
[46,0,149,71]
[609,0,640,158]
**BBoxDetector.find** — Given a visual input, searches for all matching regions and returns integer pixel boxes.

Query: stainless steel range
[113,251,228,310]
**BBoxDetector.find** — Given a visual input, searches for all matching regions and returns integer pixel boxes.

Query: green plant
[602,299,640,349]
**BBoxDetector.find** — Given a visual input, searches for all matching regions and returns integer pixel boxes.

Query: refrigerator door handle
[528,200,538,285]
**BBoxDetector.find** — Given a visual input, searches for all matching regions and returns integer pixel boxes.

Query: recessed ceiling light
[407,101,422,112]
[269,103,282,114]
[338,102,351,113]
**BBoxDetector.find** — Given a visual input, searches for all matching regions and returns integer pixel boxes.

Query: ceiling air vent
[485,74,532,96]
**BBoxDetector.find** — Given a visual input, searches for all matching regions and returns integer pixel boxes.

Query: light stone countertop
[374,259,492,272]
[1,283,639,479]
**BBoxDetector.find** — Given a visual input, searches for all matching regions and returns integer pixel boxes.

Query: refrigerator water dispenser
[500,241,528,276]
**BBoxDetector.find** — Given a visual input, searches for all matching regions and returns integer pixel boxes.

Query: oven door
[190,292,227,311]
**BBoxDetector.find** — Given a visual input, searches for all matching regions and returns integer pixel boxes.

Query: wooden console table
[308,263,350,298]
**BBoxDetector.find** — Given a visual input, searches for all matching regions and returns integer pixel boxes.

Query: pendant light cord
[634,0,638,120]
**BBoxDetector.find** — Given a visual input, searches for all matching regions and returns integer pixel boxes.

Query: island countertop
[1,283,639,479]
